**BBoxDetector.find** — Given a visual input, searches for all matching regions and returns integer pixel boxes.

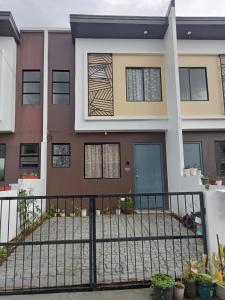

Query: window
[52,71,70,104]
[215,141,225,176]
[0,145,6,181]
[52,144,70,168]
[179,68,208,101]
[20,144,39,168]
[126,68,162,101]
[85,143,120,179]
[183,142,203,170]
[22,71,40,104]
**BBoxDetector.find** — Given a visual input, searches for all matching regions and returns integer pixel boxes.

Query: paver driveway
[0,213,204,291]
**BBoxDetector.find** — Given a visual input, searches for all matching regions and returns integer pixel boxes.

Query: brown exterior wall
[0,32,44,184]
[183,131,225,179]
[47,32,167,195]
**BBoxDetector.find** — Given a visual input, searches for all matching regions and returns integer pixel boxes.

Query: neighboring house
[1,2,225,204]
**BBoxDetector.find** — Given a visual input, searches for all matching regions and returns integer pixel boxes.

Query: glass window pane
[190,69,208,100]
[144,68,161,101]
[53,83,69,94]
[53,144,70,155]
[23,94,40,104]
[23,82,40,93]
[53,71,69,82]
[21,144,38,156]
[23,71,40,82]
[216,142,225,176]
[85,145,102,178]
[184,142,202,170]
[53,94,69,104]
[126,69,143,101]
[53,156,70,168]
[0,158,5,181]
[179,68,191,100]
[103,144,120,178]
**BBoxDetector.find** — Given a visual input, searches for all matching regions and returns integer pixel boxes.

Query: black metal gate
[0,192,207,295]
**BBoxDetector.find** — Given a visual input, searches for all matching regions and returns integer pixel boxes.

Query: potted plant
[201,175,210,185]
[212,242,225,299]
[103,207,110,215]
[196,273,216,299]
[116,199,121,215]
[96,209,101,216]
[20,172,39,179]
[182,260,199,298]
[81,208,87,217]
[183,165,191,177]
[174,281,185,300]
[151,273,175,300]
[190,164,198,176]
[121,196,134,214]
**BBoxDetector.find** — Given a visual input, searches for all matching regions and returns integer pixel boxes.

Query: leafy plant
[151,274,175,289]
[18,189,41,230]
[121,196,133,209]
[182,260,200,281]
[0,247,6,258]
[46,204,56,218]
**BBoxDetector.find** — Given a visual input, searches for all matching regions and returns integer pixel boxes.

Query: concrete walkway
[0,289,219,300]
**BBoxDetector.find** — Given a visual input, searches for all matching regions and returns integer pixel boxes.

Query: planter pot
[174,282,185,300]
[70,213,75,217]
[20,175,39,179]
[222,181,225,186]
[81,209,87,217]
[0,186,11,191]
[216,285,225,299]
[190,168,198,176]
[96,210,101,216]
[216,180,222,186]
[197,281,215,299]
[116,209,121,215]
[152,286,173,300]
[183,168,191,177]
[103,209,110,215]
[210,179,216,185]
[184,279,197,298]
[121,207,134,214]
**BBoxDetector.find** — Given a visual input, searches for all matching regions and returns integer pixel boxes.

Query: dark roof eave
[0,11,20,43]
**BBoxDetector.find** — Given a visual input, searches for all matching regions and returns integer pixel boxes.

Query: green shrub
[151,274,175,289]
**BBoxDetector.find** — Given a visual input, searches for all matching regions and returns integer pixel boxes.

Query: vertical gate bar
[89,196,93,289]
[199,192,208,255]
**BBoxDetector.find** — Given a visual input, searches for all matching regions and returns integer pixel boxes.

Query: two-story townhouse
[1,2,225,209]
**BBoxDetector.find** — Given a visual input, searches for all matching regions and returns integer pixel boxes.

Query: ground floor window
[0,144,5,181]
[20,144,39,168]
[85,143,120,179]
[183,142,203,170]
[215,141,225,176]
[52,144,70,168]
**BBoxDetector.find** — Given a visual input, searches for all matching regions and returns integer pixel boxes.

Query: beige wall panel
[113,54,167,116]
[179,55,224,116]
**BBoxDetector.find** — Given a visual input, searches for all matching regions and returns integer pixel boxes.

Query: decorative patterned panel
[219,55,225,113]
[88,54,114,116]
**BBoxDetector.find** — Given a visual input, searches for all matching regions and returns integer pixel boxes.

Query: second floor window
[126,67,162,102]
[179,67,208,101]
[52,71,70,104]
[22,70,40,104]
[20,144,39,168]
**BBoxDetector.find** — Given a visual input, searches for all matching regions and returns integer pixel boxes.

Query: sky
[1,0,225,28]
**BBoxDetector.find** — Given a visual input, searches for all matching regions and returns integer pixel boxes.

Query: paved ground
[0,289,219,300]
[0,214,204,292]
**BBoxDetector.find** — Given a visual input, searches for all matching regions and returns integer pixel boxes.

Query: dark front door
[134,143,164,209]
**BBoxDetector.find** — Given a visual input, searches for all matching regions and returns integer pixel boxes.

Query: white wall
[0,37,17,132]
[204,190,225,254]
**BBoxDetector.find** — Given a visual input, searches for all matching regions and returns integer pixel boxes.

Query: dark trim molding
[0,11,20,43]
